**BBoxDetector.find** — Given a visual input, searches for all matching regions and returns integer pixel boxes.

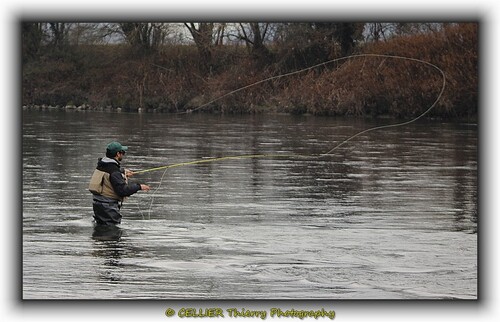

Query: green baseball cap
[106,141,128,155]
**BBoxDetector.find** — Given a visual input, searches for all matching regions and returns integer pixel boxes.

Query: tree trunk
[185,23,214,74]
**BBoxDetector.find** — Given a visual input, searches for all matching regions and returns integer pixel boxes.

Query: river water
[22,110,477,299]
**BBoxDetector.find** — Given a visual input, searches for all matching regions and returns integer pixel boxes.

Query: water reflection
[92,224,123,241]
[91,226,125,284]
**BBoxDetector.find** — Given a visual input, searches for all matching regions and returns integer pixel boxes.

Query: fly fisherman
[89,141,150,225]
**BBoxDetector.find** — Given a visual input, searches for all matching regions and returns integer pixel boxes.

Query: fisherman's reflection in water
[92,224,123,241]
[91,224,125,282]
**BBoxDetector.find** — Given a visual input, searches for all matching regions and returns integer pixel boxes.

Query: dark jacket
[91,157,141,200]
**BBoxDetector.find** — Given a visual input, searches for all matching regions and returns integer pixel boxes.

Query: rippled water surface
[22,110,477,299]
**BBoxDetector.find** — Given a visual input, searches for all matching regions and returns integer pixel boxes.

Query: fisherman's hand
[125,169,135,177]
[140,184,151,192]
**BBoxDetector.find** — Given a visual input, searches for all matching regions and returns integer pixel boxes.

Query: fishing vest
[88,169,124,201]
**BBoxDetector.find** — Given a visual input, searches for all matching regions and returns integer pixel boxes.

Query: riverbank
[22,23,477,119]
[21,103,478,124]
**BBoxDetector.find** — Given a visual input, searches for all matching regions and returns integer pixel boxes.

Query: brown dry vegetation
[248,23,477,118]
[22,23,477,119]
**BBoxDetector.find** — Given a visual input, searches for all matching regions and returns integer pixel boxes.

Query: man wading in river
[89,142,150,225]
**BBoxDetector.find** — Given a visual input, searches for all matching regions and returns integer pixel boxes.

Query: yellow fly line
[137,53,446,217]
[135,53,446,176]
[134,153,301,174]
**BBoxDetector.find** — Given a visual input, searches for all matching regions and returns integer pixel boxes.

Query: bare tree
[334,23,363,56]
[365,23,392,42]
[273,22,364,70]
[120,23,170,53]
[213,23,227,46]
[231,23,274,62]
[22,22,44,61]
[47,22,72,50]
[365,23,446,42]
[184,22,215,73]
[68,23,123,45]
